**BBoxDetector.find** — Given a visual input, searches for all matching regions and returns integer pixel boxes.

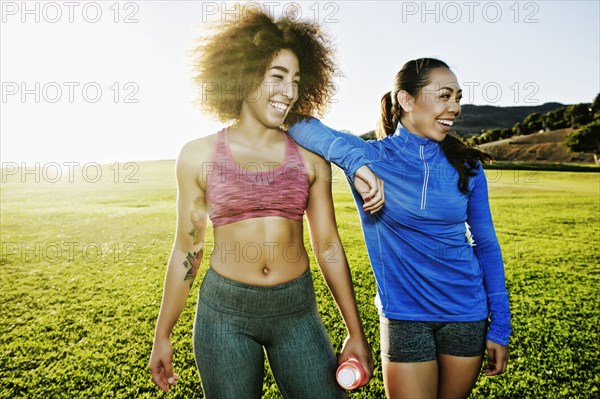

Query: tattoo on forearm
[183,250,202,285]
[183,196,205,287]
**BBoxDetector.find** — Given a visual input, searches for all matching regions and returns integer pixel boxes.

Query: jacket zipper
[420,145,429,210]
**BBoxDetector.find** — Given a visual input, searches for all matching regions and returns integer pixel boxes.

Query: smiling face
[240,48,300,129]
[398,67,462,142]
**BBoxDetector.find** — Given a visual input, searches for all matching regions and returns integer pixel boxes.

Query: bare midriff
[210,216,309,286]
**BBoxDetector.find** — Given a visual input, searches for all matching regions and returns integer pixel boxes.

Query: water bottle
[336,357,368,390]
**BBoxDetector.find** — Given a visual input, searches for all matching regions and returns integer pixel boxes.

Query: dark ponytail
[377,92,397,139]
[379,57,491,193]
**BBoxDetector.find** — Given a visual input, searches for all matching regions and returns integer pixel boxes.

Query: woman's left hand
[354,166,385,214]
[339,334,374,382]
[485,340,509,376]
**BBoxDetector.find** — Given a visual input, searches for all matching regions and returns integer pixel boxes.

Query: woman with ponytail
[289,58,511,399]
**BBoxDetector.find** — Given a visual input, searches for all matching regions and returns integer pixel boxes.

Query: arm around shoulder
[288,117,375,176]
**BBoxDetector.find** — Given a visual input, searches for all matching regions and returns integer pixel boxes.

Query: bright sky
[1,0,599,165]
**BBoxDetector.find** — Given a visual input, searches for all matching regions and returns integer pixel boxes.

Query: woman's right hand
[149,337,179,392]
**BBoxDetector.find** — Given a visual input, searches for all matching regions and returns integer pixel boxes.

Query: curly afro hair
[189,7,337,125]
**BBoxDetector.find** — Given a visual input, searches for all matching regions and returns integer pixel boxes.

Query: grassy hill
[479,128,596,164]
[362,127,597,166]
[453,102,565,135]
[360,102,566,140]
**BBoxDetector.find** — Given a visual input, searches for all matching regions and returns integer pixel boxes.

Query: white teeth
[437,119,454,126]
[270,101,288,112]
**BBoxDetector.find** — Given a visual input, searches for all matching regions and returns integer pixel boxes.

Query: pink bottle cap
[337,367,359,388]
[336,358,367,390]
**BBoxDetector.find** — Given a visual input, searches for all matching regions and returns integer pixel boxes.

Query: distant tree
[500,128,514,139]
[565,103,592,128]
[512,121,525,136]
[526,122,540,134]
[478,131,490,144]
[565,120,600,164]
[480,128,502,143]
[592,93,600,115]
[523,112,543,134]
[465,136,479,146]
[542,107,569,131]
[592,93,600,121]
[488,128,502,141]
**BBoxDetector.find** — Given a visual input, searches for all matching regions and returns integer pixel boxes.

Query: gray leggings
[193,267,347,399]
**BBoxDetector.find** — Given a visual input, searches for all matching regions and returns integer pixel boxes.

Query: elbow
[314,241,344,267]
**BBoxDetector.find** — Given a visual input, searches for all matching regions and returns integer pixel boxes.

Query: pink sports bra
[206,128,310,227]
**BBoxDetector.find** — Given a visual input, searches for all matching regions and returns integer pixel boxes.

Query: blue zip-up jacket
[289,118,512,346]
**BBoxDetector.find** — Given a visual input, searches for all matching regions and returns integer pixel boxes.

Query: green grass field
[1,161,598,398]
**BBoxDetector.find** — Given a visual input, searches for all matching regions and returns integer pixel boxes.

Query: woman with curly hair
[148,9,374,398]
[288,58,511,399]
